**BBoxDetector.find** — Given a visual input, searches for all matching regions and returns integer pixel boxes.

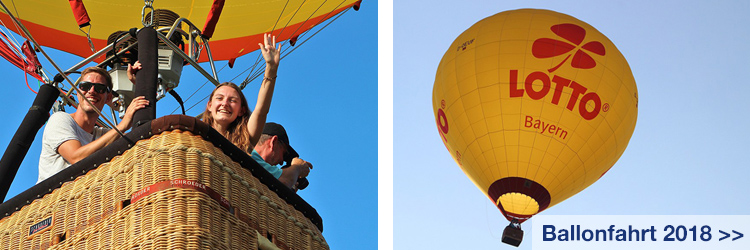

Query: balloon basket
[0,116,328,249]
[502,220,523,247]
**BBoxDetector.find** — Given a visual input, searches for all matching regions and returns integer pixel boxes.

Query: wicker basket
[0,130,328,249]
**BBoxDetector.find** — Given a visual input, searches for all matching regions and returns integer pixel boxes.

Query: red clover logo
[532,23,606,73]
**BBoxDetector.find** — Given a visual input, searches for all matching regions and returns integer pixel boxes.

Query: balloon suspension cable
[177,0,354,114]
[0,30,40,90]
[238,0,317,89]
[509,219,521,229]
[0,19,23,53]
[240,0,311,88]
[79,25,95,52]
[283,4,352,59]
[288,0,347,43]
[0,0,125,137]
[0,29,22,55]
[240,4,352,90]
[235,0,296,90]
[271,0,292,32]
[0,20,50,84]
[169,64,228,115]
[239,0,347,89]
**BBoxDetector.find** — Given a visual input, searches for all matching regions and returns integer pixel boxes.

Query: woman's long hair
[203,82,253,152]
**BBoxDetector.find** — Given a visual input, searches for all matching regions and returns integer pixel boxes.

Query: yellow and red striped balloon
[0,0,360,62]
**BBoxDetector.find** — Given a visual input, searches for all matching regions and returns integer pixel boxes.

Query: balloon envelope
[0,0,359,62]
[432,9,637,223]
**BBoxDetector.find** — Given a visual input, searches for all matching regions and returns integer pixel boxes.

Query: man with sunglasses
[37,66,149,183]
[251,122,312,190]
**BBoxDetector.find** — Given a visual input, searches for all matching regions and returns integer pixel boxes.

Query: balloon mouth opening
[488,177,551,223]
[497,192,540,215]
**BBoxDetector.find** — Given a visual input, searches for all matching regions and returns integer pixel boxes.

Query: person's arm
[247,33,282,146]
[58,96,149,164]
[278,158,311,189]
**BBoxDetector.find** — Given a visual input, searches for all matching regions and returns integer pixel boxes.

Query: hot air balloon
[432,9,637,247]
[0,0,361,63]
[0,1,364,249]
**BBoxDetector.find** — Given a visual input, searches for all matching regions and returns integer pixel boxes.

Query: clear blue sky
[0,2,377,250]
[395,0,750,249]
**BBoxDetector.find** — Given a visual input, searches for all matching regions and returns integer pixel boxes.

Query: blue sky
[0,2,376,250]
[6,1,750,249]
[395,0,750,249]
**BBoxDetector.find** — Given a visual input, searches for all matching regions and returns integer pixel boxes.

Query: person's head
[203,82,252,149]
[255,122,297,166]
[76,66,113,114]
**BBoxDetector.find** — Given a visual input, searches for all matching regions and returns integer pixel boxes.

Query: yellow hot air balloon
[432,9,637,246]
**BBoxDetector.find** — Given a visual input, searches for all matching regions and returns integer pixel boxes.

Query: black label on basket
[29,217,52,236]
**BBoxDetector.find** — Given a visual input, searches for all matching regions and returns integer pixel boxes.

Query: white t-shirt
[37,112,108,183]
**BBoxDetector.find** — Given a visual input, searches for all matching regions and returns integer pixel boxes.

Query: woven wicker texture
[0,130,327,249]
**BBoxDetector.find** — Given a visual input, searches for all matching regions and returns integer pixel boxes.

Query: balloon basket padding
[502,225,523,247]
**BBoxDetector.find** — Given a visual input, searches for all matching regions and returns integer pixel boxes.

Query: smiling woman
[204,82,254,151]
[202,33,282,153]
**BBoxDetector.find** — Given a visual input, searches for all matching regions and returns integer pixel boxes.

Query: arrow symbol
[719,230,730,241]
[733,230,743,241]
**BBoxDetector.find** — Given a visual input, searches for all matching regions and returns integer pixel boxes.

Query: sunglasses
[78,81,112,94]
